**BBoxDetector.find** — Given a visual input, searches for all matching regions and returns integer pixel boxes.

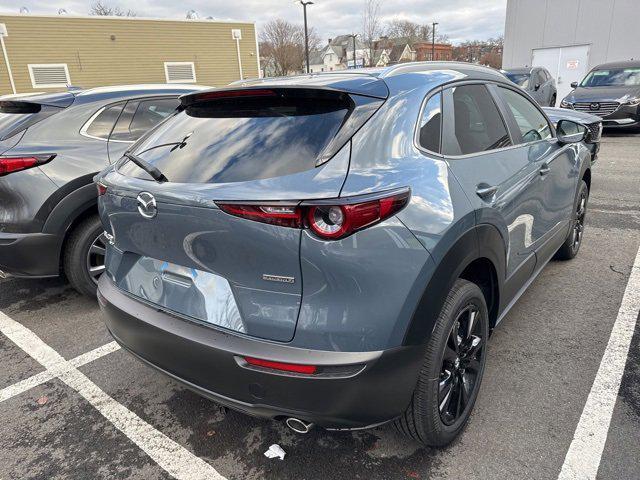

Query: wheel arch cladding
[402,223,505,346]
[582,167,591,191]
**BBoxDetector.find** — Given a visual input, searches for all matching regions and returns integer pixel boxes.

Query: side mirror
[534,83,541,91]
[570,81,579,88]
[556,119,587,144]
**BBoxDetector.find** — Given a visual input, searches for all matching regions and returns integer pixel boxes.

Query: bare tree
[90,1,137,17]
[385,19,431,41]
[260,19,319,76]
[452,37,503,65]
[361,0,381,67]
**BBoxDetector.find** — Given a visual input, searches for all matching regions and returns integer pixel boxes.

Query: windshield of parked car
[118,90,352,184]
[505,73,530,88]
[580,68,640,87]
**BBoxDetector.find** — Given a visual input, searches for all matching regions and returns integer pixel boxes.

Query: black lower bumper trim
[98,275,425,428]
[0,232,61,277]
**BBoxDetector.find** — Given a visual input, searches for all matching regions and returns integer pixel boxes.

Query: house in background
[373,37,416,65]
[309,35,369,73]
[0,13,260,94]
[413,42,453,61]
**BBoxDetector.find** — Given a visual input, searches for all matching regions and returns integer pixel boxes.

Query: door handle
[476,184,498,200]
[539,164,551,176]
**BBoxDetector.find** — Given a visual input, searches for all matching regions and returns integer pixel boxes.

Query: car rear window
[505,73,530,88]
[118,90,353,184]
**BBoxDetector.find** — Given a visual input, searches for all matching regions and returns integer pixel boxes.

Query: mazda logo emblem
[137,192,157,219]
[590,102,600,110]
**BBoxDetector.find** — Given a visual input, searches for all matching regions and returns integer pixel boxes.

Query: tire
[555,180,589,260]
[63,214,107,298]
[394,279,489,447]
[550,94,557,107]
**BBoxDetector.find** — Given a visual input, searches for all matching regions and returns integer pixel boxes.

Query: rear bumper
[97,275,425,428]
[0,231,60,277]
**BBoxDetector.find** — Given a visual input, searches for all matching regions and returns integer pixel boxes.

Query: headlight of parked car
[560,99,573,109]
[622,97,640,106]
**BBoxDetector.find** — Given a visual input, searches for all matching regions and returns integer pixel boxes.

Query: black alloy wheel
[555,179,588,260]
[438,304,485,425]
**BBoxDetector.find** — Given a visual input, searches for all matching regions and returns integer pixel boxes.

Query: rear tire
[63,214,106,298]
[555,180,588,260]
[394,279,489,447]
[550,94,557,107]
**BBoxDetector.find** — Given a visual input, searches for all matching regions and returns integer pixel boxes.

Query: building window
[164,62,197,83]
[28,64,70,88]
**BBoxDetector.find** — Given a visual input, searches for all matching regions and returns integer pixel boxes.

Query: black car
[543,107,602,162]
[0,84,204,296]
[561,60,640,129]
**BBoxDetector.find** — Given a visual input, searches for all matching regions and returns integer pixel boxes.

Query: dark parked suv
[96,63,592,446]
[561,60,640,129]
[503,66,557,106]
[0,84,204,296]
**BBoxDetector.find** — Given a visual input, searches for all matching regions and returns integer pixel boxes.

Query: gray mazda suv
[0,84,204,296]
[96,63,592,446]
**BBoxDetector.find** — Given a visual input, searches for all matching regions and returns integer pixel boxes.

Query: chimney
[328,38,332,45]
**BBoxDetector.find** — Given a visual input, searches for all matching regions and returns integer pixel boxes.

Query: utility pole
[0,24,16,94]
[298,1,314,73]
[431,22,438,61]
[348,33,358,69]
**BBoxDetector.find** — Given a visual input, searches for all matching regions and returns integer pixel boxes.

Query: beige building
[0,14,260,95]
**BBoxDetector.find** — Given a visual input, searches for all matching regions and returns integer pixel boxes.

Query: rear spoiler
[180,78,389,107]
[0,91,75,110]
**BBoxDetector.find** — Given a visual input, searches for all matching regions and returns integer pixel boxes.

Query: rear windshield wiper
[123,152,168,183]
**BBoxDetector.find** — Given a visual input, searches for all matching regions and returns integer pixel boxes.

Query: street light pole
[431,22,438,61]
[348,33,357,69]
[299,1,314,73]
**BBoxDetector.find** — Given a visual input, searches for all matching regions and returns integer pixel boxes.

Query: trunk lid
[99,86,383,342]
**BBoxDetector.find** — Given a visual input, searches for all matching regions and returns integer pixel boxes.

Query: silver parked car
[96,63,593,446]
[503,66,557,106]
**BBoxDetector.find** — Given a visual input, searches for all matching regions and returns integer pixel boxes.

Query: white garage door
[532,45,590,102]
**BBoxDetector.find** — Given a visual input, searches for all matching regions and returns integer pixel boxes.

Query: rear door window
[442,84,511,156]
[498,87,552,143]
[119,90,353,184]
[110,98,179,142]
[83,103,124,140]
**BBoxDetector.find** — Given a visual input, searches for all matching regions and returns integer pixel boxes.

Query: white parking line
[558,246,640,480]
[68,341,121,368]
[0,311,226,480]
[0,341,120,403]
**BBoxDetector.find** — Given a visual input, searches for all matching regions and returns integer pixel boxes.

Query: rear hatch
[99,85,386,342]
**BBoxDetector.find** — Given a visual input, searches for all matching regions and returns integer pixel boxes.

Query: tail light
[0,154,56,176]
[217,188,410,240]
[96,182,108,196]
[217,204,302,228]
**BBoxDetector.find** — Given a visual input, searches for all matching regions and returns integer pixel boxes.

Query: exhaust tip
[0,270,8,279]
[285,417,314,434]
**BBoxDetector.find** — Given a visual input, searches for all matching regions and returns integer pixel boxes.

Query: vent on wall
[28,64,71,88]
[164,62,197,83]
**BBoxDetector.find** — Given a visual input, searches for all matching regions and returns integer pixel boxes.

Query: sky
[0,0,507,44]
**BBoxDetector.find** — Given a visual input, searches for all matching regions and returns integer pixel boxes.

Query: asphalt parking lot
[1,132,639,480]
